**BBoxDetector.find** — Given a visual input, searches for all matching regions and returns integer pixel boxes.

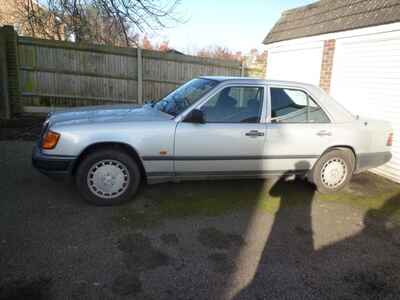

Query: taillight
[387,132,393,146]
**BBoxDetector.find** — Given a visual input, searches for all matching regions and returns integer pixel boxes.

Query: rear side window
[270,88,330,123]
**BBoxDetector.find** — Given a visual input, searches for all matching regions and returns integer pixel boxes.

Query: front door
[174,85,267,177]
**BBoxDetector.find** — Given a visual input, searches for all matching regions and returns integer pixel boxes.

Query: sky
[149,0,316,54]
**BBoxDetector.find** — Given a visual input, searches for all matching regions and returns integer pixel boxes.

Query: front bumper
[355,151,392,173]
[32,145,76,179]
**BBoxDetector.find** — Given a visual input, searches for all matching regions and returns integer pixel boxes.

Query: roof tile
[263,0,400,44]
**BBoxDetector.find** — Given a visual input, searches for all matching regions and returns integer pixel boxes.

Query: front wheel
[76,149,141,206]
[312,149,355,194]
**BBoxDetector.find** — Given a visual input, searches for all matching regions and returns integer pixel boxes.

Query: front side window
[270,87,330,123]
[155,78,218,116]
[201,86,264,123]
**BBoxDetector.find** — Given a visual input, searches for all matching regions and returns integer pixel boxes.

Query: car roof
[199,76,315,88]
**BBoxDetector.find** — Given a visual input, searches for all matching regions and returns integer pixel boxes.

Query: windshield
[154,78,218,116]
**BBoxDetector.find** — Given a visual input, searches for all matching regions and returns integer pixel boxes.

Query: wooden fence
[1,25,262,118]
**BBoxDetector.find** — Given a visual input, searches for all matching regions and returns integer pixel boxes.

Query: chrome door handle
[245,130,264,137]
[316,130,332,137]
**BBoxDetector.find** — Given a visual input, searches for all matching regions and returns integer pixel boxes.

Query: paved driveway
[1,141,400,300]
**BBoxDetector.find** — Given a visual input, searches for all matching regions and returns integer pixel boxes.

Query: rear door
[174,84,267,177]
[263,85,333,173]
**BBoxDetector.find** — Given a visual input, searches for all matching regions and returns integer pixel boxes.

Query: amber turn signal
[41,130,60,149]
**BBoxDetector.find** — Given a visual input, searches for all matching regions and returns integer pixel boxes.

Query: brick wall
[319,39,336,93]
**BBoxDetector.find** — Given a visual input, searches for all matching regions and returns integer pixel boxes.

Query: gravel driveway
[1,141,400,300]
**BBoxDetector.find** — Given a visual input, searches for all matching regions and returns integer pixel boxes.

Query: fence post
[0,27,11,119]
[137,47,143,104]
[2,26,20,116]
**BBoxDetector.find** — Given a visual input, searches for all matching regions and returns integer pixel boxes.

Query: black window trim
[267,85,332,124]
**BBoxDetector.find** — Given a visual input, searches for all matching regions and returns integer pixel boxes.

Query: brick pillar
[0,27,11,119]
[264,51,268,78]
[319,39,335,94]
[2,26,20,116]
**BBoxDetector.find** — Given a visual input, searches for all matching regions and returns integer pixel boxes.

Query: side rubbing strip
[146,172,174,177]
[142,156,174,161]
[142,155,320,161]
[146,170,309,177]
[174,170,309,176]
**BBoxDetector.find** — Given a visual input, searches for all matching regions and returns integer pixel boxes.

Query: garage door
[267,41,323,85]
[331,31,400,182]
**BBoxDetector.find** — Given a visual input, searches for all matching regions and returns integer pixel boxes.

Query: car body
[32,77,393,205]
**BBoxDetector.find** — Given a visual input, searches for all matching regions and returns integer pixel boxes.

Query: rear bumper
[355,151,392,173]
[32,145,76,179]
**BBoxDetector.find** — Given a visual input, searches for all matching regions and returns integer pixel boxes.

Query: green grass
[112,173,400,229]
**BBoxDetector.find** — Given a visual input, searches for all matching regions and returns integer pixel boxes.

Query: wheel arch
[317,145,357,172]
[71,142,147,182]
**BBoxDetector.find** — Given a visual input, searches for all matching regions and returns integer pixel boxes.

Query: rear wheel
[76,149,141,206]
[312,149,355,194]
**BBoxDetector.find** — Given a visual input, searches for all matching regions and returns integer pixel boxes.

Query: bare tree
[17,0,185,46]
[139,35,171,52]
[197,46,243,61]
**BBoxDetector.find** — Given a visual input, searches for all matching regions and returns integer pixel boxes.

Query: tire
[312,149,355,194]
[76,148,141,206]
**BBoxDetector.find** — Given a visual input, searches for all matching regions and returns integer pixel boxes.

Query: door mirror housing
[184,109,205,124]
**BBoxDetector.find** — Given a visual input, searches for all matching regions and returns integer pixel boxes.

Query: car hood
[48,104,172,126]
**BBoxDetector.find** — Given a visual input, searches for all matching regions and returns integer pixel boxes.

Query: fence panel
[1,26,267,117]
[14,35,242,111]
[18,37,140,107]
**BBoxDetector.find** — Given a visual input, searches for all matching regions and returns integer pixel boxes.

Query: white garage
[330,31,400,182]
[263,0,400,183]
[267,41,323,86]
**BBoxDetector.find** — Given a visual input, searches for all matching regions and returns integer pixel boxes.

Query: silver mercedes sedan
[32,77,392,205]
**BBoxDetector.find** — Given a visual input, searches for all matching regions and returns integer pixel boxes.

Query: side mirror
[184,109,205,124]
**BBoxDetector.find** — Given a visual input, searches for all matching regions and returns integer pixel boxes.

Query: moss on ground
[112,180,270,228]
[111,208,162,229]
[320,173,400,224]
[112,172,400,229]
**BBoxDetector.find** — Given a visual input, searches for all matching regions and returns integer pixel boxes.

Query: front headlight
[41,130,60,149]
